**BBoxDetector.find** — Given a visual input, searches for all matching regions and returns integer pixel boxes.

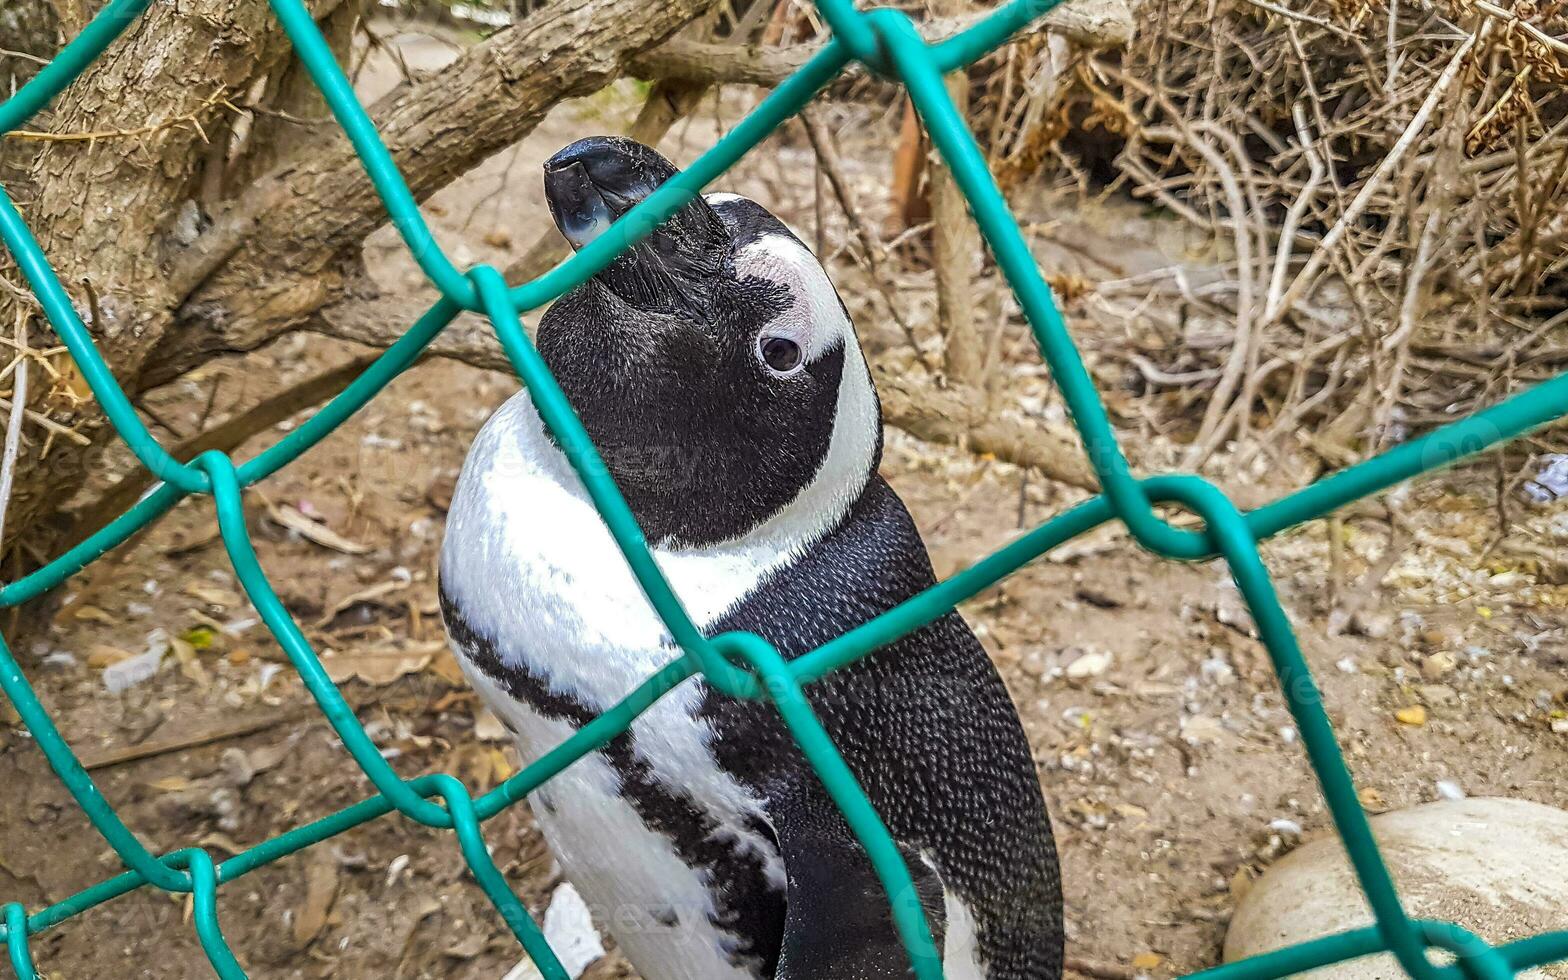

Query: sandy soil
[4,27,1568,980]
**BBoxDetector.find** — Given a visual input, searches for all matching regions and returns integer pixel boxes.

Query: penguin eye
[759,336,804,376]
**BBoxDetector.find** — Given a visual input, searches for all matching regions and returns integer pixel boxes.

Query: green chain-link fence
[1,0,1566,976]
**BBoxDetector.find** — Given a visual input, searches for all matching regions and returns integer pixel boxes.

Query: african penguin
[440,136,1063,979]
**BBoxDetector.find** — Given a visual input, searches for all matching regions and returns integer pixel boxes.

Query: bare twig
[1140,124,1256,467]
[1373,209,1441,447]
[0,396,90,445]
[78,706,317,771]
[0,313,28,551]
[799,107,938,373]
[5,90,235,143]
[1263,104,1327,323]
[1270,24,1485,321]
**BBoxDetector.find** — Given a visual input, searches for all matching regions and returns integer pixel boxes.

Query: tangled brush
[1063,0,1568,472]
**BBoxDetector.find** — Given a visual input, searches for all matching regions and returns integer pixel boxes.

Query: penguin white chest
[439,392,789,979]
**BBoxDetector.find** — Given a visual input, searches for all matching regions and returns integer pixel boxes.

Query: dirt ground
[5,27,1568,980]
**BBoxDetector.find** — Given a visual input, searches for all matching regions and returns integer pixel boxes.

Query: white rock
[103,644,167,694]
[1201,656,1236,686]
[503,882,605,980]
[1180,714,1226,744]
[1225,798,1568,979]
[1065,649,1113,681]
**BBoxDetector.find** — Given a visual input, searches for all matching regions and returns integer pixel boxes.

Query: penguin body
[440,138,1062,979]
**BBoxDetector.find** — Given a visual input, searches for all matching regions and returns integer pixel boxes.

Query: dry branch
[0,0,342,564]
[1268,23,1486,324]
[0,314,28,549]
[2,0,720,570]
[310,294,1103,492]
[154,0,723,383]
[877,375,1103,492]
[626,1,1135,93]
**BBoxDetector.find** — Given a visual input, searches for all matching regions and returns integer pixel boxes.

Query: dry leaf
[314,580,406,628]
[1113,803,1149,822]
[199,832,248,856]
[72,604,117,626]
[245,740,294,776]
[169,638,211,690]
[292,858,340,948]
[474,708,509,743]
[426,646,466,686]
[1132,952,1163,970]
[489,747,515,784]
[53,355,93,400]
[322,643,443,685]
[1395,705,1427,726]
[1180,714,1225,744]
[270,504,369,555]
[1359,786,1390,812]
[87,644,134,669]
[185,583,242,608]
[1065,649,1113,681]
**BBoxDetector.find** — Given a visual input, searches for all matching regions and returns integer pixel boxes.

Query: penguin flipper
[772,799,946,980]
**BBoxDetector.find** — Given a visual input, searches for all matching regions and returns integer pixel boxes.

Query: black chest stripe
[438,587,787,973]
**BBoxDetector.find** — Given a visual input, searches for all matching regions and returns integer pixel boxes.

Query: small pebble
[1421,652,1457,680]
[1065,649,1113,681]
[1200,656,1236,686]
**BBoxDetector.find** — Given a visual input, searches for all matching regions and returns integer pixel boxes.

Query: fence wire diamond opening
[2,0,1567,977]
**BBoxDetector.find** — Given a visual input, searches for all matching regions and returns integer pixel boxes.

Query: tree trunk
[930,69,984,389]
[2,0,336,559]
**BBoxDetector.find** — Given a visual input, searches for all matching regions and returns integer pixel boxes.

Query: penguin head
[538,136,882,550]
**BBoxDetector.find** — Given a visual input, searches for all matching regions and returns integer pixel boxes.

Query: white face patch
[731,231,853,362]
[724,227,880,563]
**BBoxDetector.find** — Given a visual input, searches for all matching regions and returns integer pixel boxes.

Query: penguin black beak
[543,158,616,250]
[542,136,732,317]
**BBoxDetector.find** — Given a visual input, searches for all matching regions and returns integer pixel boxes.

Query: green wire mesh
[1,0,1567,976]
